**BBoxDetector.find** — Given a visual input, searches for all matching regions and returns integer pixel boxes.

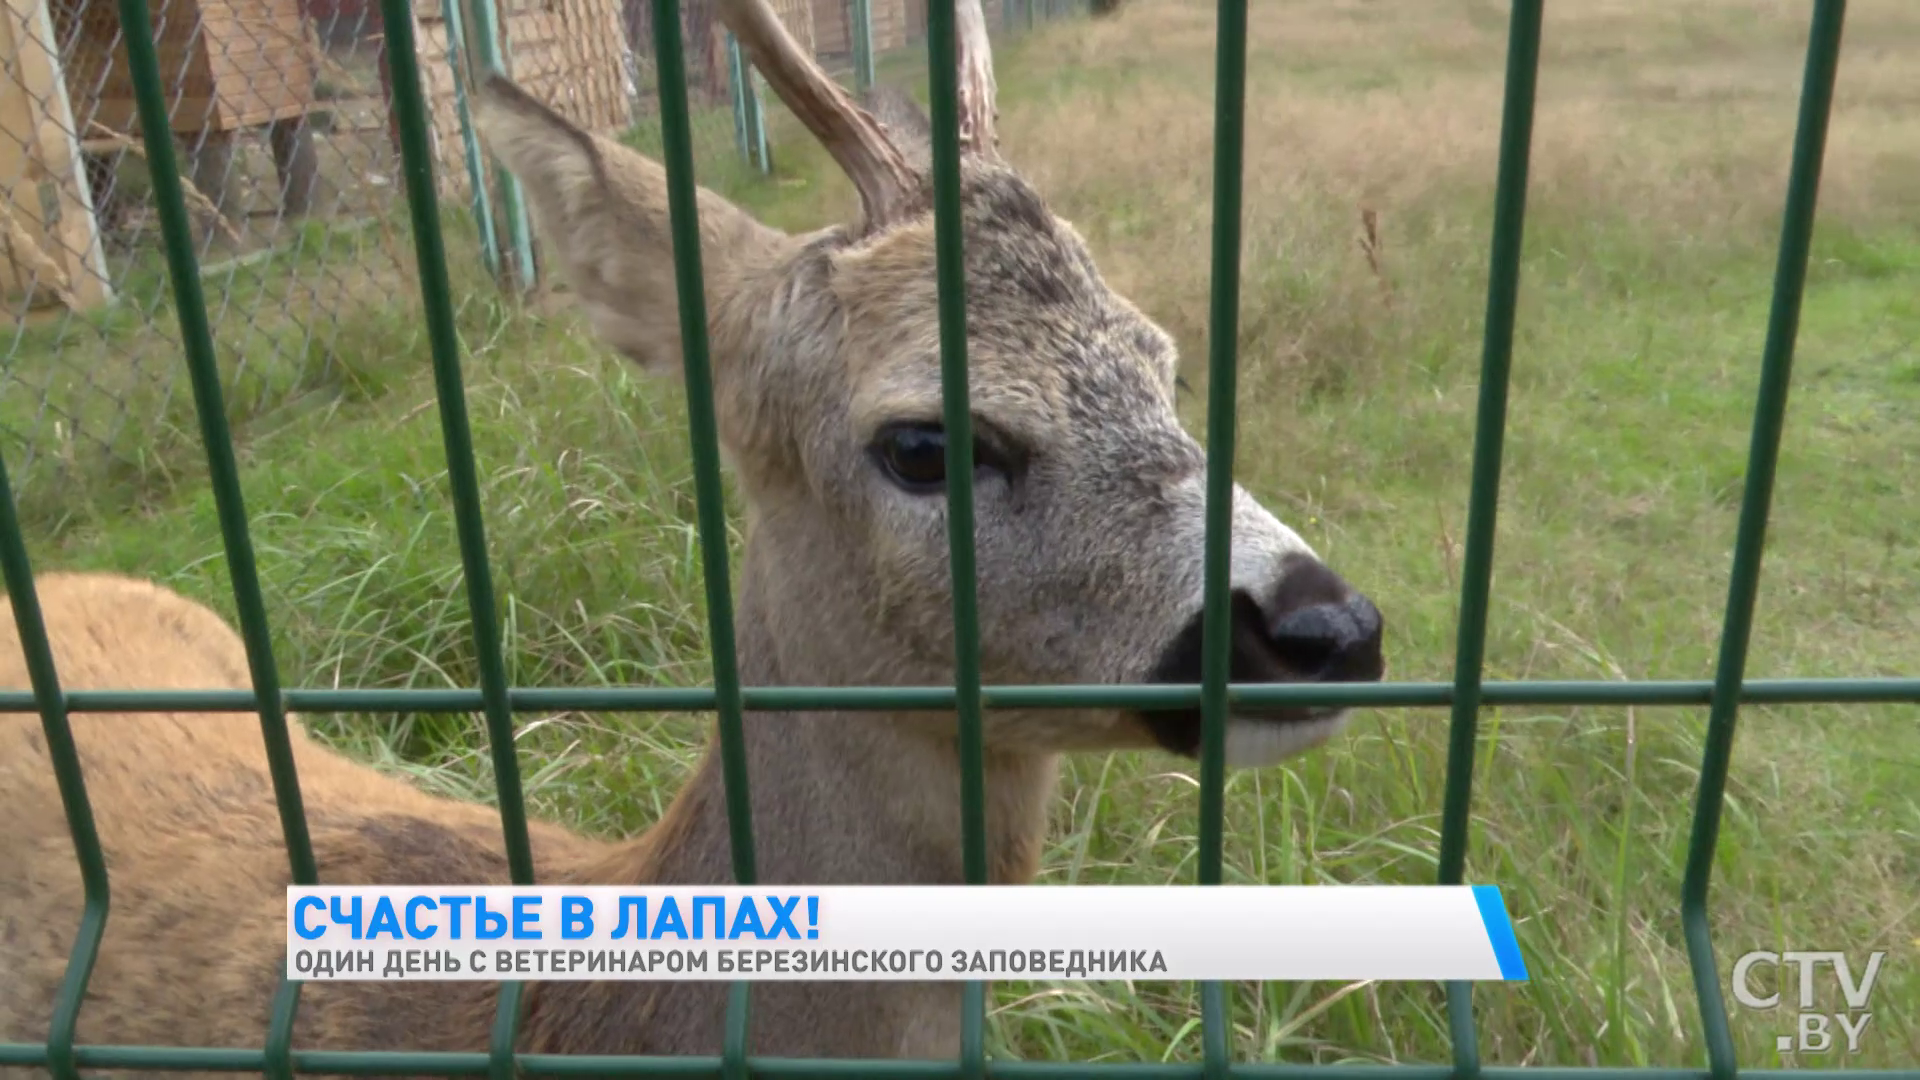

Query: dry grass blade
[1358,206,1392,307]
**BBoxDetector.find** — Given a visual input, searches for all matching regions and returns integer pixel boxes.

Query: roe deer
[0,0,1385,1069]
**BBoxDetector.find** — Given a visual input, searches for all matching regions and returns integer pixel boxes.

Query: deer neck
[576,501,1062,889]
[597,708,1058,889]
[518,522,1058,1058]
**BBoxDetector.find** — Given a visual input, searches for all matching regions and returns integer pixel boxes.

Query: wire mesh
[0,0,434,518]
[0,0,746,526]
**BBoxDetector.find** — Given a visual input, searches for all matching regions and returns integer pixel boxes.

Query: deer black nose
[1265,594,1384,682]
[1138,552,1385,760]
[1256,555,1384,683]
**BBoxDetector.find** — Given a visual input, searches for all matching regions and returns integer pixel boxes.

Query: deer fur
[0,5,1386,1070]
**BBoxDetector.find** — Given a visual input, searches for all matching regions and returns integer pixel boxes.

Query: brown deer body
[1,0,1385,1070]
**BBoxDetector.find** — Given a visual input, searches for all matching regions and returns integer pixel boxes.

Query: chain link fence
[0,0,1079,527]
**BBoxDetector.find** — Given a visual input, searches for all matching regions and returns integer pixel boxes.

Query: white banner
[285,884,1528,983]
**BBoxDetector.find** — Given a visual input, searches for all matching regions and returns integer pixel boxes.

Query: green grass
[9,0,1920,1070]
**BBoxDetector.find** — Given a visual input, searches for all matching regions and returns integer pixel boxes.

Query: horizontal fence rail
[0,1047,1918,1079]
[1,678,1915,715]
[1,0,1912,1078]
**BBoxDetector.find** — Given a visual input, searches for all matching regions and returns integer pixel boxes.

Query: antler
[954,0,999,158]
[713,0,919,231]
[713,0,1002,228]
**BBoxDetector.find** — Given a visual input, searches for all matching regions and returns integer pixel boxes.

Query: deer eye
[870,421,1023,497]
[871,422,950,494]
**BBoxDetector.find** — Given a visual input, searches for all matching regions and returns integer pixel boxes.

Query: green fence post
[444,0,506,277]
[1682,5,1847,1078]
[853,0,876,94]
[925,0,991,1074]
[649,0,755,912]
[1196,0,1249,1069]
[733,50,771,176]
[650,0,763,1067]
[381,0,534,899]
[110,0,332,1066]
[114,0,334,1072]
[115,0,328,898]
[1435,1,1542,1075]
[456,0,539,290]
[380,0,540,1070]
[751,70,772,175]
[728,32,753,165]
[0,459,102,1080]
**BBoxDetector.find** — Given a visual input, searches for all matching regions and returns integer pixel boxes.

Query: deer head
[471,0,1385,769]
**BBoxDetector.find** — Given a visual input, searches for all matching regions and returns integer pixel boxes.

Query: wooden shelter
[807,0,923,62]
[1,0,110,317]
[54,0,317,133]
[51,0,322,219]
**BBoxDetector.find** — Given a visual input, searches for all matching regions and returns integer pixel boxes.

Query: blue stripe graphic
[1471,884,1529,981]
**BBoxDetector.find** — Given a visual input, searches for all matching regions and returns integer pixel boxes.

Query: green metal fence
[0,0,1915,1077]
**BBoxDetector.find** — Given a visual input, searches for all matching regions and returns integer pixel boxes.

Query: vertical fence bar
[119,0,324,895]
[458,0,538,290]
[750,72,772,176]
[651,0,762,1065]
[927,0,987,899]
[736,59,770,176]
[1436,2,1541,1074]
[925,0,991,1073]
[0,461,101,1080]
[724,981,752,1080]
[853,0,876,94]
[444,0,506,276]
[382,0,535,899]
[381,0,539,1072]
[116,0,328,1070]
[651,0,756,900]
[1195,0,1245,904]
[1682,5,1846,1077]
[1197,0,1249,1070]
[728,33,753,165]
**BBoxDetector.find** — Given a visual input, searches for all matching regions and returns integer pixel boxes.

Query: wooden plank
[205,41,317,69]
[809,0,850,57]
[197,0,318,125]
[214,78,310,121]
[89,66,223,115]
[86,94,231,133]
[1,0,110,312]
[206,47,320,79]
[0,0,46,303]
[222,100,311,126]
[91,70,221,101]
[53,0,231,134]
[203,21,313,59]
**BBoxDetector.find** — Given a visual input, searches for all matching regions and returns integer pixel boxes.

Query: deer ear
[472,73,778,376]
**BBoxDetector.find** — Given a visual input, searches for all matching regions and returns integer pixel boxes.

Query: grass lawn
[9,0,1917,1069]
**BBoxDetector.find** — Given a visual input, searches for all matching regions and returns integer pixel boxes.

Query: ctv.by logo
[1730,950,1887,1055]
